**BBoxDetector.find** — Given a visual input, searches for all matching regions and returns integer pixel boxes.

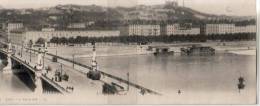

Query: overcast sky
[0,0,256,16]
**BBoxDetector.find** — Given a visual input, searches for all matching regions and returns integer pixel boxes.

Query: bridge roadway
[0,48,74,94]
[12,47,107,95]
[0,40,161,95]
[25,47,161,95]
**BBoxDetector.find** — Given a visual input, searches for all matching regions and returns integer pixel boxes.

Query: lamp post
[21,41,23,57]
[42,42,47,70]
[72,54,75,68]
[56,47,57,56]
[30,44,32,62]
[72,46,75,69]
[127,72,129,91]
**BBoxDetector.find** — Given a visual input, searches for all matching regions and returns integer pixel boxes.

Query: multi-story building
[206,24,256,35]
[7,23,24,32]
[41,28,55,32]
[0,23,6,30]
[9,30,120,45]
[234,25,256,33]
[67,23,86,29]
[7,23,24,41]
[166,24,200,35]
[206,24,235,35]
[165,0,178,7]
[127,25,161,36]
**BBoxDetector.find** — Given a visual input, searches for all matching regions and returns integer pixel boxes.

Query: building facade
[234,25,256,33]
[9,30,120,45]
[166,24,200,35]
[67,23,86,29]
[205,24,256,35]
[7,23,24,32]
[165,0,178,7]
[128,25,160,36]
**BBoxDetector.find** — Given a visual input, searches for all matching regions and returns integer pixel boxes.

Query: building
[0,23,7,30]
[127,25,161,36]
[9,30,120,45]
[206,24,235,35]
[166,24,200,35]
[67,23,86,29]
[206,24,256,35]
[234,25,256,33]
[7,23,24,41]
[42,28,55,32]
[7,23,24,32]
[165,0,178,7]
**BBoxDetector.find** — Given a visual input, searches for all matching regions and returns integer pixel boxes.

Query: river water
[0,62,32,94]
[0,51,256,104]
[75,52,256,104]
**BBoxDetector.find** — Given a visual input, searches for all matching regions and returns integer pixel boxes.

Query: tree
[68,37,75,44]
[50,37,59,44]
[60,37,68,44]
[35,37,45,45]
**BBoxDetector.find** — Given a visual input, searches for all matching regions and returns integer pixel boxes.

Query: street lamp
[30,44,32,62]
[72,46,76,69]
[127,72,129,91]
[21,41,23,57]
[56,46,58,58]
[72,54,75,68]
[43,42,48,70]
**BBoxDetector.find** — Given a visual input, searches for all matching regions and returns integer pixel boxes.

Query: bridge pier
[3,53,12,73]
[34,49,44,94]
[3,43,13,74]
[34,71,43,94]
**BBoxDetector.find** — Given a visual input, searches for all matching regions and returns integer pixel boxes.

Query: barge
[181,45,215,56]
[153,48,174,56]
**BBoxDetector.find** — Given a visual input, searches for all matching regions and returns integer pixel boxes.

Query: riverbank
[46,41,256,59]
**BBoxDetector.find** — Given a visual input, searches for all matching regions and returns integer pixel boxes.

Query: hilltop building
[165,0,179,7]
[67,23,86,29]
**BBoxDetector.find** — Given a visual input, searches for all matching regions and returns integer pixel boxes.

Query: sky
[0,0,256,16]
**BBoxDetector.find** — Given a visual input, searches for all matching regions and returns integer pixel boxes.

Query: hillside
[0,4,253,30]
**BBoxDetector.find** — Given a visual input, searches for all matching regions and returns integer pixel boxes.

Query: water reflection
[0,62,32,94]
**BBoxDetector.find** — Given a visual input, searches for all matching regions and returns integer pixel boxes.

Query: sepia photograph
[0,0,257,104]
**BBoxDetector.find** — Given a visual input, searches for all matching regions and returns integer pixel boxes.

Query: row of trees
[48,33,256,45]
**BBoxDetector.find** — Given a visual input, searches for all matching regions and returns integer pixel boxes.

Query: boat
[181,45,215,56]
[153,48,174,56]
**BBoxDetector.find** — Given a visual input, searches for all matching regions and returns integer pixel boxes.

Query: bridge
[0,42,161,95]
[0,43,71,94]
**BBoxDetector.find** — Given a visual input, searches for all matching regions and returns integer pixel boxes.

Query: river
[75,52,256,104]
[0,60,32,94]
[0,50,256,104]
